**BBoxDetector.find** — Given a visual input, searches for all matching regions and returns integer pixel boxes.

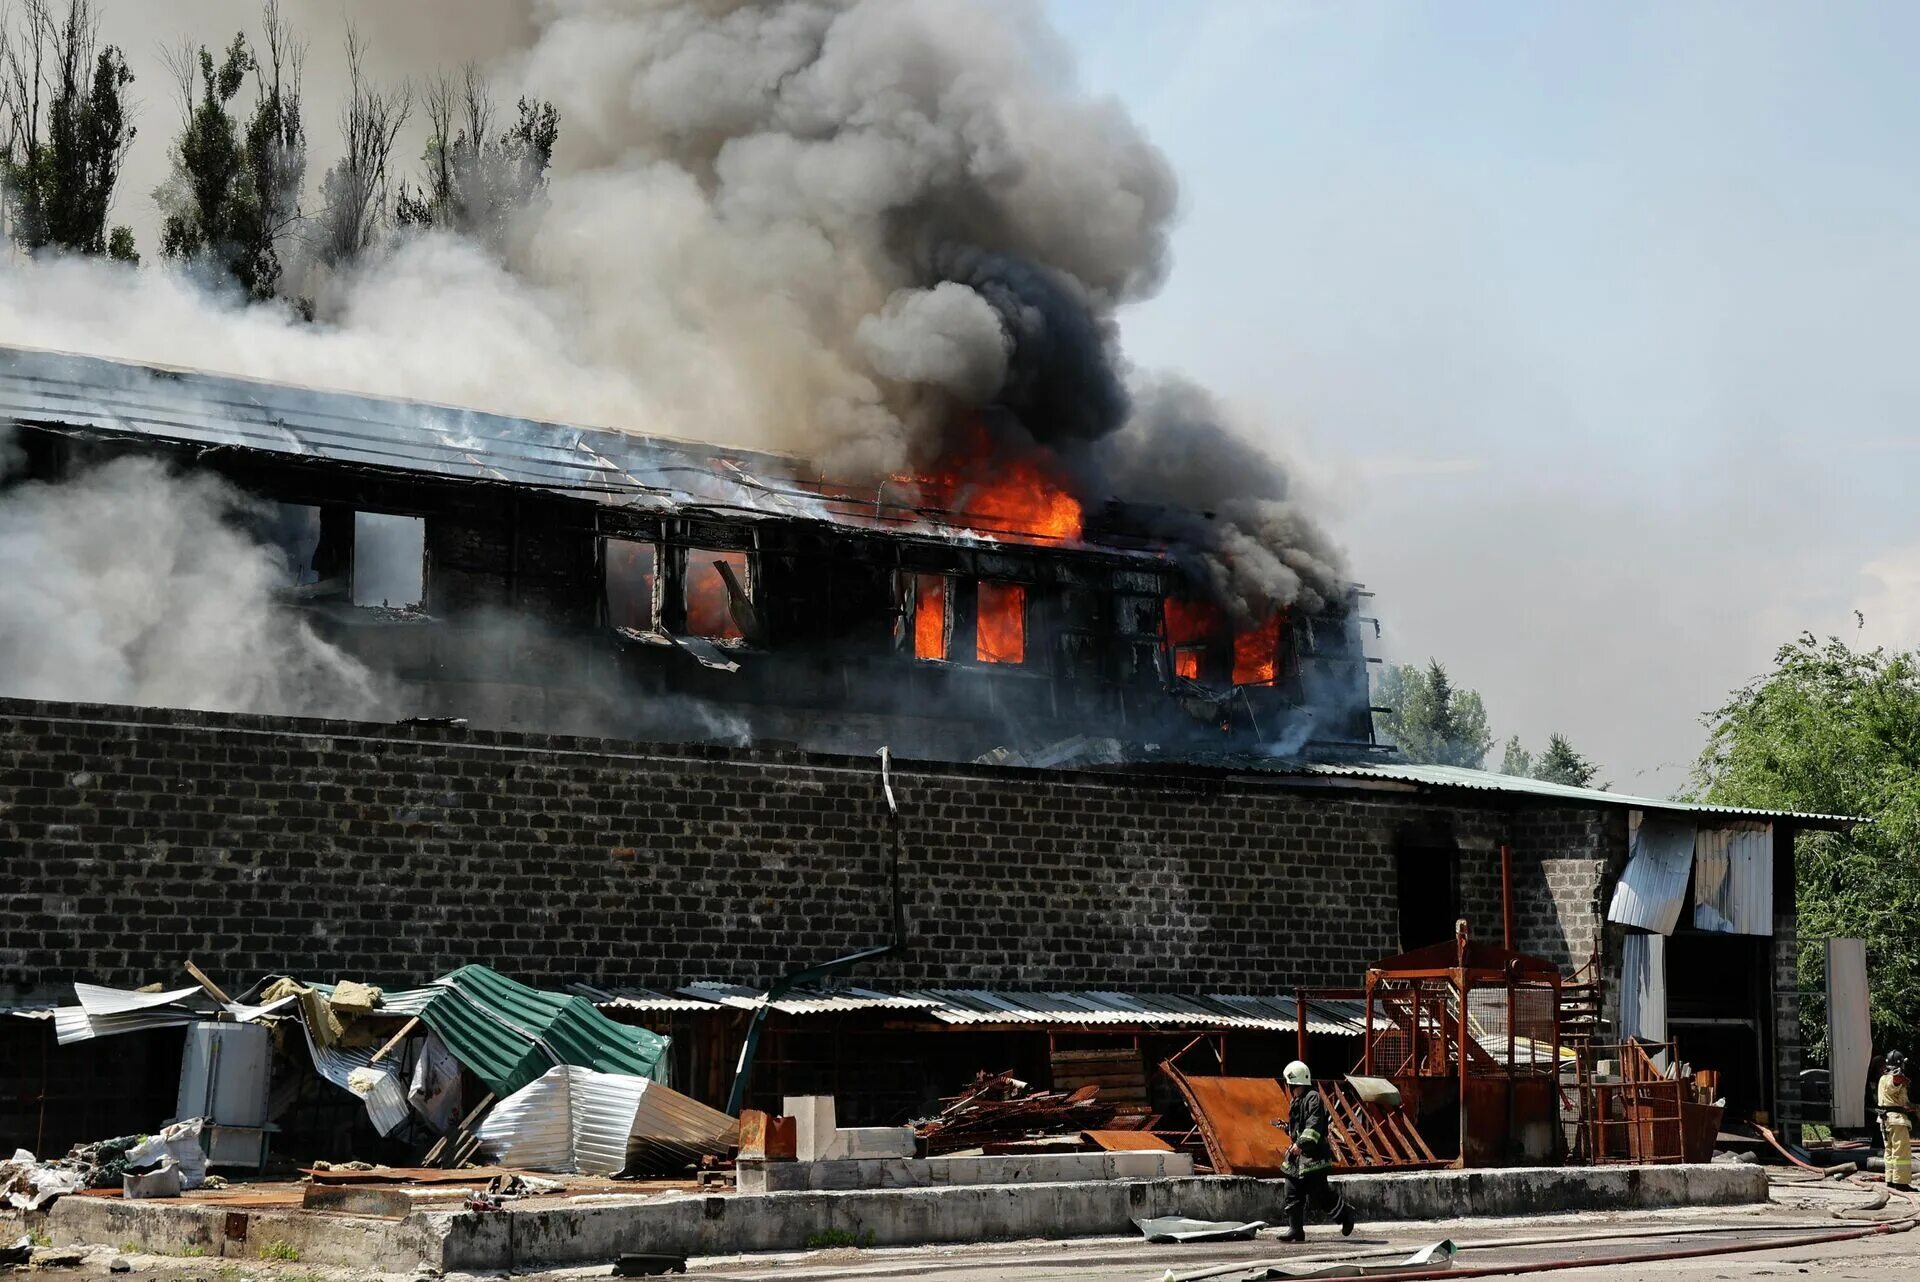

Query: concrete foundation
[42,1163,1769,1273]
[737,1150,1195,1192]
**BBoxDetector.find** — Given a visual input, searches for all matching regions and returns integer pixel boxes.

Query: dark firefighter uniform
[1280,1083,1354,1241]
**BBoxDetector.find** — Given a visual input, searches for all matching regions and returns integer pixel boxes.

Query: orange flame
[1232,611,1283,686]
[897,423,1083,544]
[914,574,948,660]
[1165,597,1224,682]
[976,581,1027,664]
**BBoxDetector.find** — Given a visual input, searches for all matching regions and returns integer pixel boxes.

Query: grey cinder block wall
[1,698,1617,1000]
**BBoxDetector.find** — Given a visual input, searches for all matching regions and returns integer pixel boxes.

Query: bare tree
[396,61,557,254]
[315,25,409,268]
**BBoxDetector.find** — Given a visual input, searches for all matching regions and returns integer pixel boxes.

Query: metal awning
[580,983,1364,1035]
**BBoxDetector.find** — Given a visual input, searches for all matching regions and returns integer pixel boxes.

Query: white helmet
[1283,1060,1312,1087]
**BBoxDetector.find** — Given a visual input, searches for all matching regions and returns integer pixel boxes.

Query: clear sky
[1044,0,1920,791]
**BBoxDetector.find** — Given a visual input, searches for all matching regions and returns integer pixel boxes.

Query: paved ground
[15,1176,1916,1282]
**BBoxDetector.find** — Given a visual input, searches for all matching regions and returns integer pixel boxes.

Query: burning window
[604,538,657,632]
[350,512,425,608]
[913,574,949,661]
[685,548,750,640]
[1165,598,1224,683]
[975,581,1026,665]
[1232,612,1283,686]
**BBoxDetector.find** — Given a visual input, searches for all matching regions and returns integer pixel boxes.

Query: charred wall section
[0,698,1612,1004]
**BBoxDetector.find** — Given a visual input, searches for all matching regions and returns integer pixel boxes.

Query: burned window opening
[912,574,951,661]
[975,581,1027,665]
[350,512,426,609]
[604,538,659,634]
[684,548,753,643]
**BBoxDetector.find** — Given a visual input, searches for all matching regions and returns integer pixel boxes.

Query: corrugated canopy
[583,983,1366,1035]
[1277,761,1860,828]
[415,965,670,1098]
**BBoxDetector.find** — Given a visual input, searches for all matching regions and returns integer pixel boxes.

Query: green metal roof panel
[416,965,669,1097]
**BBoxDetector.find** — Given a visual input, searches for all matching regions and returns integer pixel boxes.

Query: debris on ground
[913,1071,1136,1156]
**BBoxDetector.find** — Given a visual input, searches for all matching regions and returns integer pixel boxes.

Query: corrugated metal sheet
[1286,761,1859,827]
[53,1005,202,1044]
[1692,823,1774,935]
[1827,939,1871,1129]
[0,343,1146,555]
[74,983,207,1015]
[296,1017,411,1136]
[475,1065,736,1176]
[910,989,1302,1031]
[1620,932,1667,1046]
[679,982,941,1015]
[579,982,1358,1034]
[415,965,670,1097]
[1608,814,1695,934]
[569,983,715,1013]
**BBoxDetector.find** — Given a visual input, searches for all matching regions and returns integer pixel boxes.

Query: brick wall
[0,699,1623,1002]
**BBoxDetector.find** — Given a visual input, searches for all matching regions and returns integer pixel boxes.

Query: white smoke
[0,447,385,717]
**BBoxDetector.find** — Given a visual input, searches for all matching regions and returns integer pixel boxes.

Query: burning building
[0,343,1375,762]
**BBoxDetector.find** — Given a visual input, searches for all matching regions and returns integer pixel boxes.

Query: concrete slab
[43,1163,1770,1273]
[738,1151,1196,1192]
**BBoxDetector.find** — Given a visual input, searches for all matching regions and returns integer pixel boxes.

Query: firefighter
[1276,1059,1356,1243]
[1879,1050,1912,1190]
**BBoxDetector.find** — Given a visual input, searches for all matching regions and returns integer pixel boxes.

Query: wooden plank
[184,960,232,1006]
[369,1017,420,1065]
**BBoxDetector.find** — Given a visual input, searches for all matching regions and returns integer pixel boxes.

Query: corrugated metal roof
[679,981,942,1015]
[0,344,1151,557]
[415,965,670,1098]
[568,983,716,1013]
[581,983,1362,1034]
[904,989,1302,1032]
[1281,761,1860,827]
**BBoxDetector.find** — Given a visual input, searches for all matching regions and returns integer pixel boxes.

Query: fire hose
[1166,1172,1919,1282]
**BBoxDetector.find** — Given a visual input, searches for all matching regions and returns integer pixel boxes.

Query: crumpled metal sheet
[1607,813,1695,934]
[475,1065,737,1177]
[50,986,297,1045]
[1133,1215,1267,1243]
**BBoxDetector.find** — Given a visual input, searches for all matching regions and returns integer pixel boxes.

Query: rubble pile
[913,1071,1143,1156]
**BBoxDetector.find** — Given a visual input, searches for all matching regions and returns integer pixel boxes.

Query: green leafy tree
[154,2,304,300]
[1500,731,1599,787]
[1534,733,1598,787]
[1376,660,1493,768]
[1692,632,1920,1063]
[395,62,558,253]
[0,0,136,260]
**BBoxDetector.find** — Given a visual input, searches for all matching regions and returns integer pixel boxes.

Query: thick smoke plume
[0,0,1346,716]
[0,440,385,717]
